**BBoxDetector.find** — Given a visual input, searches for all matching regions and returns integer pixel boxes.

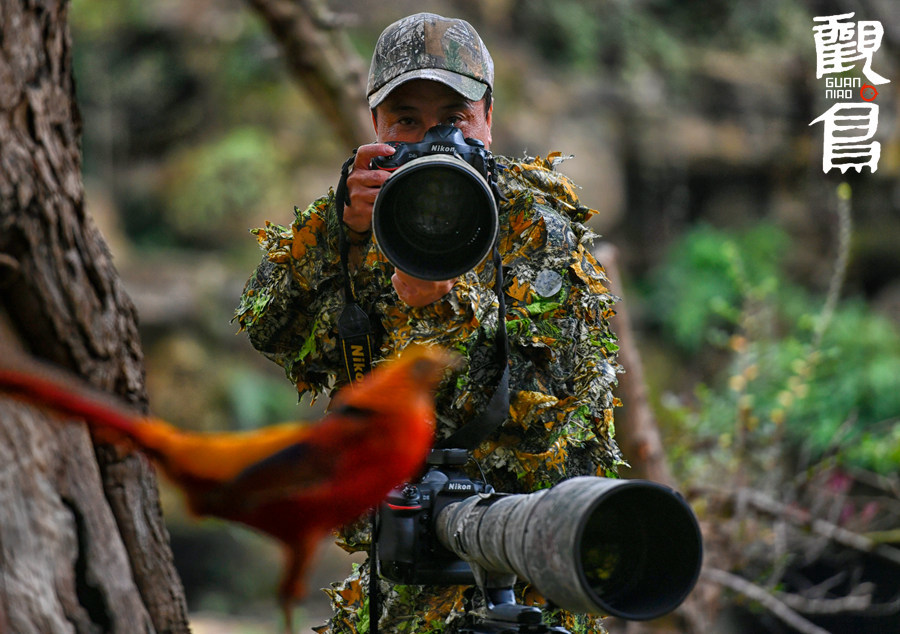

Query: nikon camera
[376,448,704,624]
[376,448,486,585]
[370,125,500,281]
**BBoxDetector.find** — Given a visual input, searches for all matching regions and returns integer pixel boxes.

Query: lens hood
[373,154,498,281]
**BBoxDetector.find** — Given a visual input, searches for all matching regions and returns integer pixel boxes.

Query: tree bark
[0,1,190,631]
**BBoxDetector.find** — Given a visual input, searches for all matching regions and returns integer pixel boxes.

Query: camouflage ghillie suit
[235,153,623,633]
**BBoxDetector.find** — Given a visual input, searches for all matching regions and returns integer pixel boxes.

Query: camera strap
[335,151,377,386]
[435,243,510,451]
[438,164,510,451]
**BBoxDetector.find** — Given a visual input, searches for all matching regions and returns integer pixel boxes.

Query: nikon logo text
[430,144,455,153]
[447,482,474,492]
[349,344,367,382]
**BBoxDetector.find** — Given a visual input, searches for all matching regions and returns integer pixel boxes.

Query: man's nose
[420,118,442,134]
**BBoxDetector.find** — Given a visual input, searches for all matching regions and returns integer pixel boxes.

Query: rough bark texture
[0,0,190,631]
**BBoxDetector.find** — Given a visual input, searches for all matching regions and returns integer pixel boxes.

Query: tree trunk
[0,1,190,631]
[595,243,674,487]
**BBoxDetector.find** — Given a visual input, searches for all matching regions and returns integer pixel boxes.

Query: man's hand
[392,269,456,307]
[343,143,396,234]
[348,144,455,307]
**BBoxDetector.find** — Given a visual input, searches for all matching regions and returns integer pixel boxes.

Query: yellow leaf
[510,391,558,428]
[291,214,325,260]
[569,250,609,293]
[336,577,365,608]
[506,277,532,303]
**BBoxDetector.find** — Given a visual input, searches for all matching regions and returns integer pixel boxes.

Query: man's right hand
[343,143,396,235]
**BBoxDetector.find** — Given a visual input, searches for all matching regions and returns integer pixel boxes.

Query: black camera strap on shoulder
[335,151,376,386]
[437,160,510,452]
[435,243,510,452]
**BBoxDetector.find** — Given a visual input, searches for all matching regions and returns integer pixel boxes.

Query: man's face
[373,79,492,148]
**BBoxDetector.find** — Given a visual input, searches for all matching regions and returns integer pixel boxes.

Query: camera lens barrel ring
[372,154,499,281]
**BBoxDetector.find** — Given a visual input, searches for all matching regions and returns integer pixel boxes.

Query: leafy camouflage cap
[367,13,494,108]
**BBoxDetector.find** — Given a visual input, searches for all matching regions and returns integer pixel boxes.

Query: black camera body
[374,448,704,633]
[370,124,493,179]
[370,125,500,281]
[377,448,492,585]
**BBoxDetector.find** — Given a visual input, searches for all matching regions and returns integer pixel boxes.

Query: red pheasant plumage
[0,344,455,630]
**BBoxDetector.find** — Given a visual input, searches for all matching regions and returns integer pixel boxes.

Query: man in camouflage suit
[235,12,622,634]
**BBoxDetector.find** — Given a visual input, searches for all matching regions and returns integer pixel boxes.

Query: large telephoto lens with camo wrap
[435,476,703,621]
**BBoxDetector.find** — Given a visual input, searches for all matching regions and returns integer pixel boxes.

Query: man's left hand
[392,269,455,307]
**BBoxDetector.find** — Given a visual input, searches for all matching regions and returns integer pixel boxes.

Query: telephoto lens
[371,126,499,280]
[435,476,703,621]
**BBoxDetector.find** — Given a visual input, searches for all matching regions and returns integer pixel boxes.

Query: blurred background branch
[244,0,372,147]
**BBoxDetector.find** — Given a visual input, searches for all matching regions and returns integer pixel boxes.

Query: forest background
[58,0,900,632]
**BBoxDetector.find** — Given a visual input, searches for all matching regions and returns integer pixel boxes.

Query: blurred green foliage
[72,0,313,250]
[161,127,287,247]
[648,222,900,476]
[648,223,788,352]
